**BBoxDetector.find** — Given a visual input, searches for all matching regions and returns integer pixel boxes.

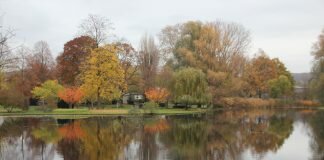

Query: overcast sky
[1,0,323,73]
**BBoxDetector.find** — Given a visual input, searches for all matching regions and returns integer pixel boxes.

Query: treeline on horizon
[0,14,323,111]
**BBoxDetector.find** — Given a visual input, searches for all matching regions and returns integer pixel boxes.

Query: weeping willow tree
[172,67,211,109]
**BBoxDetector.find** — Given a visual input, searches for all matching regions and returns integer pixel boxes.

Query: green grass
[154,108,206,114]
[0,105,207,116]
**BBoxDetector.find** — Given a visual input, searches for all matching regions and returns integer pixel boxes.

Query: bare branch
[79,14,114,47]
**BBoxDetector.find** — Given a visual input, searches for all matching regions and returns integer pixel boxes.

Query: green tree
[310,29,324,103]
[272,58,295,87]
[31,80,63,110]
[268,75,293,98]
[79,45,126,108]
[172,67,210,109]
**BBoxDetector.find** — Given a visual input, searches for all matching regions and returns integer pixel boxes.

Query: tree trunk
[185,101,188,110]
[97,99,101,108]
[97,89,101,108]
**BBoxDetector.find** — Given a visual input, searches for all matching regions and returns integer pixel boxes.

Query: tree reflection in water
[0,109,322,160]
[308,111,324,160]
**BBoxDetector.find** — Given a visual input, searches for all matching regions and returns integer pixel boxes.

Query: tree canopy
[56,36,96,86]
[268,75,293,98]
[79,45,126,107]
[31,80,64,109]
[172,67,210,108]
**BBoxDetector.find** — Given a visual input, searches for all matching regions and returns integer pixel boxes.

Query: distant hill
[292,73,311,86]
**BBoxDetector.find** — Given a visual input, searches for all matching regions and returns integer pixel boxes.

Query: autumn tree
[138,34,160,90]
[31,80,63,110]
[145,87,170,104]
[0,71,5,90]
[26,41,55,88]
[245,51,278,97]
[207,71,247,102]
[79,14,113,47]
[0,76,25,112]
[159,21,250,76]
[155,65,174,90]
[79,45,126,108]
[58,87,84,108]
[245,50,294,98]
[115,42,140,92]
[310,29,324,103]
[12,46,32,108]
[172,67,210,109]
[159,21,250,101]
[56,36,96,86]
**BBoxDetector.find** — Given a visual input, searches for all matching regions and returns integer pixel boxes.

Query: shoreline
[0,106,320,117]
[0,108,207,117]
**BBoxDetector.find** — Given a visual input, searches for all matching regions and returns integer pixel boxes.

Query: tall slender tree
[138,34,159,90]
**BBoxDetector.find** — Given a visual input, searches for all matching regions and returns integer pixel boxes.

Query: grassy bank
[0,105,206,116]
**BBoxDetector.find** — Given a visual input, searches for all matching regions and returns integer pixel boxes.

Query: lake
[0,108,323,160]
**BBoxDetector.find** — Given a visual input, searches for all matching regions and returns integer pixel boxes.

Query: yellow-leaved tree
[79,45,126,108]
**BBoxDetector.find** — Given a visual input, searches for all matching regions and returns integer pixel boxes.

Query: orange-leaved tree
[145,87,170,104]
[58,87,84,108]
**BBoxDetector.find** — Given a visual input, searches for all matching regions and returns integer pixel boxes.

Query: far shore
[0,105,321,117]
[0,106,207,117]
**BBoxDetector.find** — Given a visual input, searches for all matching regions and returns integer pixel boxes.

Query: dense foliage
[79,45,126,107]
[31,80,64,109]
[1,14,316,110]
[172,68,210,108]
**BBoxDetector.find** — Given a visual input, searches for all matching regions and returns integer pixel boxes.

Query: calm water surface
[0,108,323,160]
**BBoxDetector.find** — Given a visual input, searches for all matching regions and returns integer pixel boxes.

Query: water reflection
[0,109,322,160]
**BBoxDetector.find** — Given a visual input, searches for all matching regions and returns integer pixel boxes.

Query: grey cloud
[1,0,323,72]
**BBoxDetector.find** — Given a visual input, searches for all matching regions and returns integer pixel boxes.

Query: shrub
[217,97,276,108]
[145,87,170,104]
[0,87,24,113]
[58,87,84,108]
[143,101,158,114]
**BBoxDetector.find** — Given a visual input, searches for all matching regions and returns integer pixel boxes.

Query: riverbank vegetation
[0,14,323,114]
